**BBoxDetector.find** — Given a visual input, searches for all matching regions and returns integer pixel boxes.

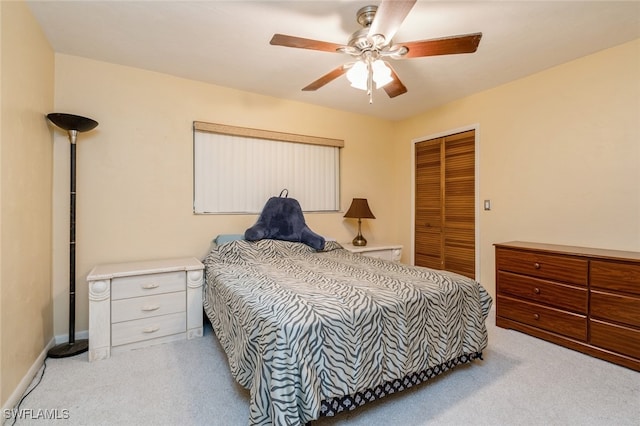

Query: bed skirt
[318,352,483,418]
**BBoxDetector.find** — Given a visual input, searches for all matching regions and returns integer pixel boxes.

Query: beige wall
[53,39,640,336]
[52,54,396,336]
[0,0,55,407]
[393,39,640,300]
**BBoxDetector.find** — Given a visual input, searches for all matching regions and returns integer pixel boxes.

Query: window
[193,121,343,214]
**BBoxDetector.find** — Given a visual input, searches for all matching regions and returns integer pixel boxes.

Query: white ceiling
[27,1,640,121]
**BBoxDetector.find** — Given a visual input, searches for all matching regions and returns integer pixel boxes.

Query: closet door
[415,139,443,270]
[415,130,475,279]
[443,131,475,278]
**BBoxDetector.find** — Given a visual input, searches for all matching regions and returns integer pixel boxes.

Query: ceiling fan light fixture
[347,59,392,92]
[372,60,393,88]
[346,60,369,91]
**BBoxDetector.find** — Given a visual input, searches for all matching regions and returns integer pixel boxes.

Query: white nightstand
[87,257,204,361]
[342,243,403,262]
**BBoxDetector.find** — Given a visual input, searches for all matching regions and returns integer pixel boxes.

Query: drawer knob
[142,283,159,290]
[533,313,540,320]
[142,305,160,312]
[534,262,541,269]
[142,326,159,333]
[533,288,540,294]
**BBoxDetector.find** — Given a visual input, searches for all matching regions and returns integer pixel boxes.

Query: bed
[203,238,492,425]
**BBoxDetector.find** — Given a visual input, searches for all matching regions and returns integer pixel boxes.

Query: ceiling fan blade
[270,34,343,53]
[367,0,416,44]
[401,33,482,58]
[302,65,348,91]
[382,62,407,98]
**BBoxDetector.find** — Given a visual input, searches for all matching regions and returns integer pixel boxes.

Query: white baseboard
[2,330,89,419]
[1,337,55,416]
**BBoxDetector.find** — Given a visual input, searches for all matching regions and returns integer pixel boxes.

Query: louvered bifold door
[415,139,443,270]
[443,130,475,278]
[415,130,475,279]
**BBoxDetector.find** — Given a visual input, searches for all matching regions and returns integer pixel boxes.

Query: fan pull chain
[367,56,374,104]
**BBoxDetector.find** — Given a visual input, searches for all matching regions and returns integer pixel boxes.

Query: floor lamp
[47,113,98,358]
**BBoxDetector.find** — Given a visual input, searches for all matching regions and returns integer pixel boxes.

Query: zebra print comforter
[203,239,492,426]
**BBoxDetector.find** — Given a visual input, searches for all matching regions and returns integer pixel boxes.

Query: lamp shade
[372,60,393,88]
[344,198,376,219]
[346,60,368,91]
[47,113,98,132]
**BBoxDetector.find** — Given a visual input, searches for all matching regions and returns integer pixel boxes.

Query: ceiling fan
[270,0,482,103]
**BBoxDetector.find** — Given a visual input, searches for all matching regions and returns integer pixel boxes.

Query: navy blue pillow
[245,196,325,250]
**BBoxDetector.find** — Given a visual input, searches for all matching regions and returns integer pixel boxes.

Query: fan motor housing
[356,5,377,27]
[350,5,390,52]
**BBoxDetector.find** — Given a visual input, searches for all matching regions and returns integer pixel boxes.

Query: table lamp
[344,198,376,246]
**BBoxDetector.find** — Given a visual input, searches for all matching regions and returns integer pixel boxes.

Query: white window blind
[193,122,342,214]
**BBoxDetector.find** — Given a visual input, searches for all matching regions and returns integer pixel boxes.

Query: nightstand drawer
[112,312,186,346]
[112,271,185,300]
[497,295,587,341]
[497,271,587,313]
[342,243,403,262]
[361,248,401,261]
[112,291,185,323]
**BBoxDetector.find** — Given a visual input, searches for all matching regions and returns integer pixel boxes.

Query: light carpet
[7,310,639,425]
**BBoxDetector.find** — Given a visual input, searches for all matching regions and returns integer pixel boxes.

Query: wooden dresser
[495,241,640,371]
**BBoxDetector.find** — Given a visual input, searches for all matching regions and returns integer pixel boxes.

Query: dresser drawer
[590,290,640,327]
[590,319,640,359]
[496,248,588,286]
[112,312,186,347]
[498,271,587,313]
[112,271,185,300]
[497,295,587,341]
[111,291,185,323]
[590,260,640,295]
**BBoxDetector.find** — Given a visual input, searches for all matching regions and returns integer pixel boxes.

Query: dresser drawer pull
[142,326,159,333]
[141,305,160,312]
[533,288,540,294]
[142,283,159,290]
[533,313,540,320]
[534,262,541,269]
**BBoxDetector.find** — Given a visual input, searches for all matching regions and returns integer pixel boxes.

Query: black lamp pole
[46,113,98,358]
